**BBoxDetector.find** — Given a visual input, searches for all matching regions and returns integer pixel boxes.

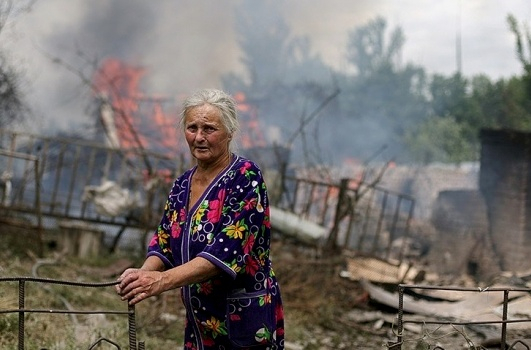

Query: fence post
[325,178,349,252]
[18,280,25,350]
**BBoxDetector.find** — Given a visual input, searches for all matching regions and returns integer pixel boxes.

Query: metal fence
[389,284,531,350]
[0,277,143,350]
[1,128,415,261]
[0,128,186,252]
[277,174,415,262]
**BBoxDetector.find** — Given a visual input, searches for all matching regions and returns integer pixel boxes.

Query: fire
[234,92,266,149]
[92,59,266,156]
[92,58,181,156]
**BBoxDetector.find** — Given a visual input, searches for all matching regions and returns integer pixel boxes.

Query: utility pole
[456,0,463,74]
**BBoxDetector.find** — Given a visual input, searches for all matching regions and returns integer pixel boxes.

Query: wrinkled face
[184,104,231,164]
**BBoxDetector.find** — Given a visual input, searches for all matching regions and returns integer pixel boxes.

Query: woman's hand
[116,268,166,305]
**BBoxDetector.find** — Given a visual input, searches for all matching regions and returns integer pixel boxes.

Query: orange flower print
[157,227,169,246]
[228,259,242,274]
[224,220,247,239]
[203,316,227,338]
[193,204,206,225]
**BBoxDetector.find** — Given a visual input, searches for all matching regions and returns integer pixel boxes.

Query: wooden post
[325,178,349,253]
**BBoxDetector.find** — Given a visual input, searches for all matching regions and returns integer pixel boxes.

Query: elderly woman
[116,88,284,349]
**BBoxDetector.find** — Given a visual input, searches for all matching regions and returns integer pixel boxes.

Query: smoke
[6,0,242,132]
[3,0,530,146]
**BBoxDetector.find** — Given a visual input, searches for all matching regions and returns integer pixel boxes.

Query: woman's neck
[194,153,232,184]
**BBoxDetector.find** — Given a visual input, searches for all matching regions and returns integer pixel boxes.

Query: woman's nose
[196,129,207,141]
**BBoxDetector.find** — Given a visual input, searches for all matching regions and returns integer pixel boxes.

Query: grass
[0,225,387,349]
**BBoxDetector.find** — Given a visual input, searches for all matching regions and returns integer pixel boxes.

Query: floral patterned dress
[147,155,284,350]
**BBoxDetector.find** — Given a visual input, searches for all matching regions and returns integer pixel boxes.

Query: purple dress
[147,155,284,350]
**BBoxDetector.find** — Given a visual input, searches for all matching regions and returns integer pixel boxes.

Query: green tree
[429,73,484,145]
[470,74,531,130]
[408,72,531,164]
[507,15,531,82]
[507,14,531,124]
[346,16,404,78]
[405,116,474,164]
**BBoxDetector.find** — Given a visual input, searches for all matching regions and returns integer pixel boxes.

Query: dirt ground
[2,224,531,349]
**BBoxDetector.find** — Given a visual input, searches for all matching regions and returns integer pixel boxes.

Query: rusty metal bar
[0,308,131,315]
[397,285,404,347]
[128,303,138,350]
[18,279,25,350]
[400,318,531,326]
[34,158,43,257]
[501,289,509,350]
[509,340,530,349]
[400,284,531,292]
[88,337,121,349]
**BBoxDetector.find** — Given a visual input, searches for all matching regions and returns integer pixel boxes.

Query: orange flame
[234,92,267,149]
[92,58,181,156]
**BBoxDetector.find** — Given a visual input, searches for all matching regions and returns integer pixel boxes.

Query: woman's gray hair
[180,89,240,138]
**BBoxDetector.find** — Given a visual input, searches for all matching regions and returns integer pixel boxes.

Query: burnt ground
[2,222,531,349]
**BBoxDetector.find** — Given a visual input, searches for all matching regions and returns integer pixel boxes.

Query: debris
[82,180,140,217]
[341,255,421,284]
[359,279,531,337]
[269,206,327,245]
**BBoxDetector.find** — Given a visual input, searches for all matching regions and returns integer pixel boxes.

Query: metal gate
[389,284,531,350]
[277,174,415,262]
[0,276,144,350]
[0,128,185,253]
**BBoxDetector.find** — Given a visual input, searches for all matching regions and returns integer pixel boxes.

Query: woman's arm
[116,256,221,305]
